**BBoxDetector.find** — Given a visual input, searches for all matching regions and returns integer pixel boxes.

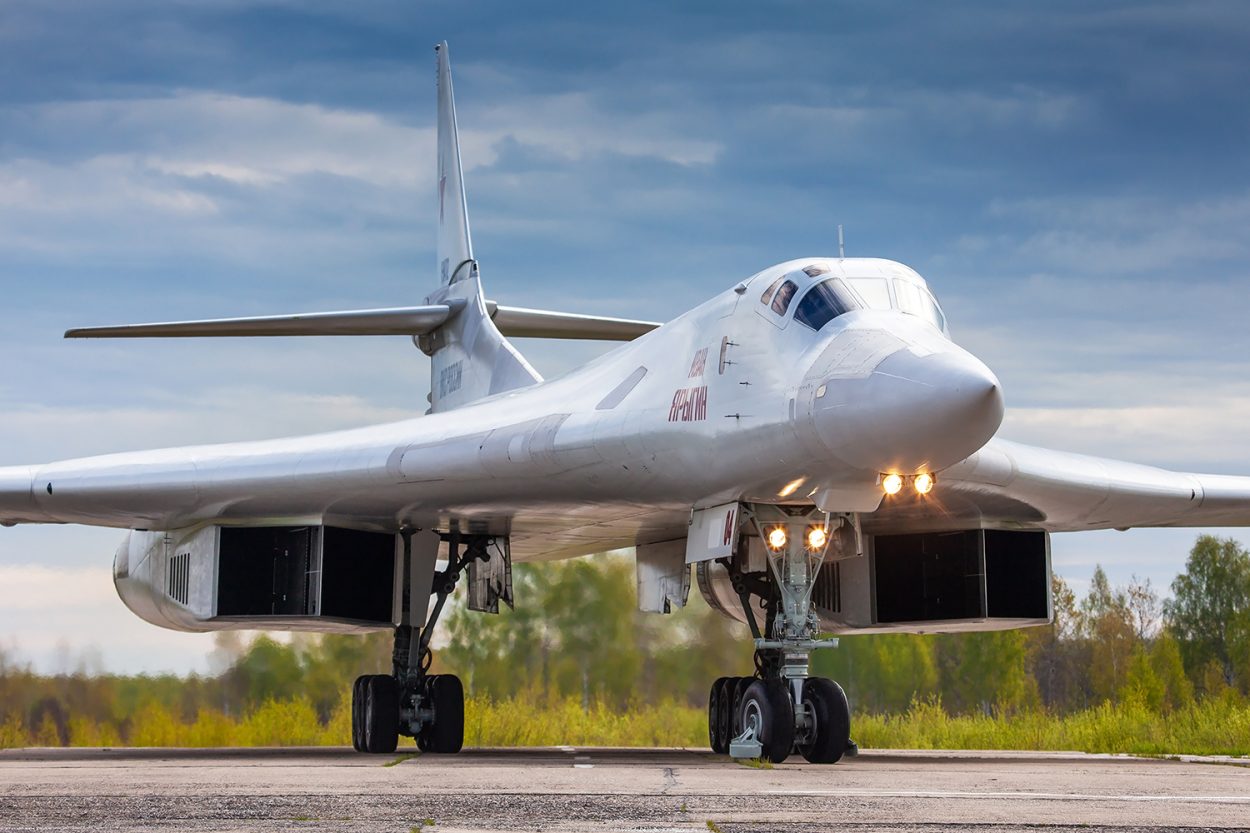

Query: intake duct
[113,524,399,633]
[696,527,1051,635]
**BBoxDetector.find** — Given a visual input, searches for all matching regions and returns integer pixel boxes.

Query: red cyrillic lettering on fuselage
[688,347,709,379]
[668,385,708,422]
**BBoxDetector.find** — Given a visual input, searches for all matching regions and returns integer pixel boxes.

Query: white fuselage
[0,257,1003,562]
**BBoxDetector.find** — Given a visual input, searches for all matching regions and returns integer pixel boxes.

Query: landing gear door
[686,502,740,564]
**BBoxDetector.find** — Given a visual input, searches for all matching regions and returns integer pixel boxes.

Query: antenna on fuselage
[837,224,845,260]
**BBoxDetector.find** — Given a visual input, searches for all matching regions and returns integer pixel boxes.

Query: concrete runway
[2,747,1249,832]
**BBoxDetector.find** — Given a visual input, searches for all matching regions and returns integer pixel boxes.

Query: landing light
[767,527,788,550]
[778,477,805,498]
[914,472,935,495]
[806,527,828,551]
[882,473,904,495]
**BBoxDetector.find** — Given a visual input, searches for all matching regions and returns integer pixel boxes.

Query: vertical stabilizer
[436,42,473,286]
[421,43,541,413]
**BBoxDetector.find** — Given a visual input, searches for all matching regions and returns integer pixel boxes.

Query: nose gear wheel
[797,677,851,764]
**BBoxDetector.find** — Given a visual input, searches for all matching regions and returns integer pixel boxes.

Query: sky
[1,0,1249,674]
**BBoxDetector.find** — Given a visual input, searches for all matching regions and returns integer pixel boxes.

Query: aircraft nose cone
[807,345,1004,474]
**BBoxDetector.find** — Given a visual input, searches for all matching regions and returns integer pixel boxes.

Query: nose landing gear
[707,505,856,764]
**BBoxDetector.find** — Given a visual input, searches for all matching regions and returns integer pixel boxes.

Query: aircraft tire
[798,677,850,764]
[362,674,399,754]
[730,676,753,738]
[739,679,794,764]
[708,678,727,753]
[350,675,369,752]
[716,677,735,752]
[425,674,464,754]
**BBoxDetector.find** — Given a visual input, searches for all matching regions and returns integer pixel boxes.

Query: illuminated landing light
[882,473,904,496]
[778,478,805,498]
[806,526,828,551]
[914,472,936,495]
[767,527,788,550]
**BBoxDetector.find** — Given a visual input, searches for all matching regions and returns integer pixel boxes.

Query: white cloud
[471,92,722,167]
[984,194,1250,275]
[766,86,1087,139]
[0,563,117,610]
[1001,396,1250,472]
[1,89,720,224]
[0,388,414,463]
[0,560,217,675]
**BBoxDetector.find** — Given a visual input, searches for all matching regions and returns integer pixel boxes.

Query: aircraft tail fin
[436,41,473,287]
[59,42,663,413]
[421,42,542,413]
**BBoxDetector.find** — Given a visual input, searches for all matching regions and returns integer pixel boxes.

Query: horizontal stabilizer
[487,304,659,341]
[65,303,660,341]
[65,305,458,338]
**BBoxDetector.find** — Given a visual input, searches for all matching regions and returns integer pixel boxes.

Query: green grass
[3,691,1248,757]
[854,696,1250,757]
[384,753,419,767]
[734,757,774,769]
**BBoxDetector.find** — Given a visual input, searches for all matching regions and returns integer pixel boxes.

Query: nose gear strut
[709,504,856,764]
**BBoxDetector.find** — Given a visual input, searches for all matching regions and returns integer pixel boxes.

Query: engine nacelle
[697,528,1052,635]
[113,524,400,633]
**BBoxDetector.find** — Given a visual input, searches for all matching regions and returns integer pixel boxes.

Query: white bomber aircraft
[3,42,1249,763]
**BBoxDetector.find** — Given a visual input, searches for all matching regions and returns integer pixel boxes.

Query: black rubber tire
[351,675,368,752]
[426,673,464,753]
[362,674,399,754]
[739,678,794,764]
[708,677,727,753]
[798,677,851,764]
[716,677,734,753]
[731,676,753,738]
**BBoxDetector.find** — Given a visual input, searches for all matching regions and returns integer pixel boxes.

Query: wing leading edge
[64,303,661,341]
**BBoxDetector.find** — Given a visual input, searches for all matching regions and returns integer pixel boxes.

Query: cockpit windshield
[752,260,950,335]
[794,278,861,331]
[847,278,890,310]
[893,279,947,332]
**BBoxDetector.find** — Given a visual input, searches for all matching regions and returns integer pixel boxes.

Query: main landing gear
[707,505,855,764]
[352,531,490,754]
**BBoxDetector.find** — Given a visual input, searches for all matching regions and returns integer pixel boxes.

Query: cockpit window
[794,278,861,331]
[759,276,784,305]
[770,279,799,315]
[894,279,947,331]
[802,263,831,278]
[847,277,891,310]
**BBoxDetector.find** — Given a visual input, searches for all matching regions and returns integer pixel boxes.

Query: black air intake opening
[217,527,317,616]
[215,525,396,624]
[871,529,1050,625]
[320,527,394,622]
[985,530,1049,619]
[874,530,984,623]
